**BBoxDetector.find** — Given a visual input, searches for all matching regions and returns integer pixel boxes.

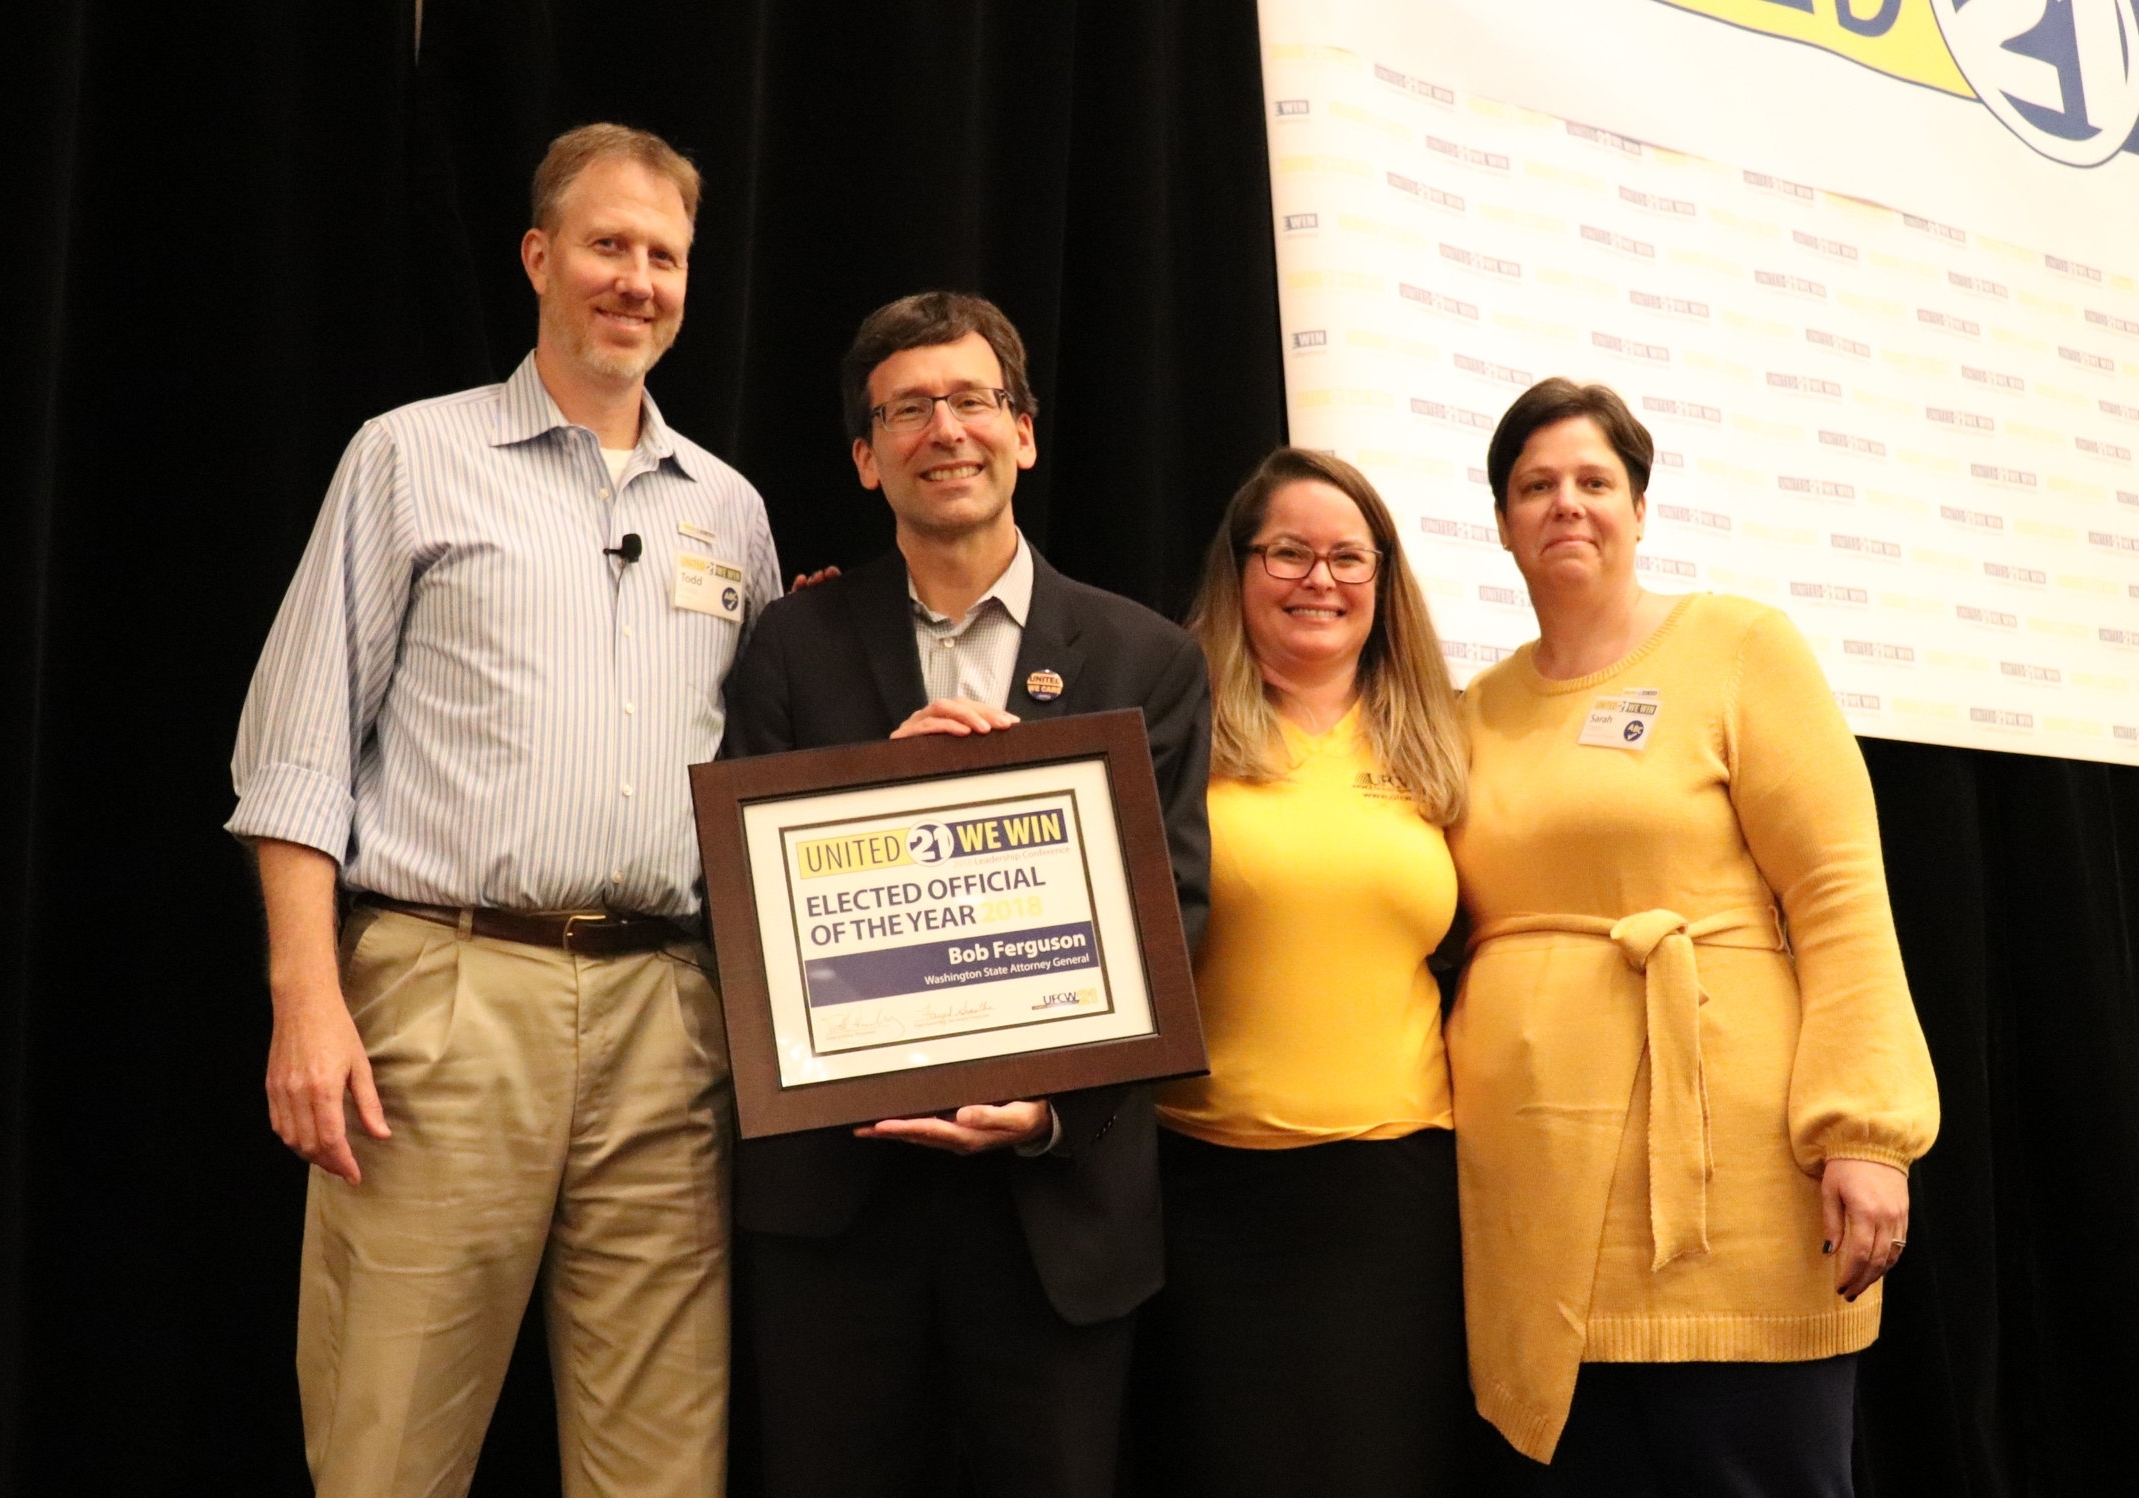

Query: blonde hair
[531,123,701,233]
[1187,449,1467,824]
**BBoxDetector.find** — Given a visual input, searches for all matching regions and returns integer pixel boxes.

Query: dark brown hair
[531,123,701,234]
[841,292,1038,440]
[1186,448,1466,823]
[1485,378,1653,510]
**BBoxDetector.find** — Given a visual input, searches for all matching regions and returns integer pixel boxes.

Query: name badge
[1576,688,1660,751]
[674,552,745,622]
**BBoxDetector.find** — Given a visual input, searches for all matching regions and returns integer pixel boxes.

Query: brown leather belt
[359,895,696,956]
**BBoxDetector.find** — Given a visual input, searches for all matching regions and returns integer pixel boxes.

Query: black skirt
[1129,1125,1480,1498]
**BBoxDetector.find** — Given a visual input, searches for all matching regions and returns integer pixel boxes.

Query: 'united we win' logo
[1662,1,2139,167]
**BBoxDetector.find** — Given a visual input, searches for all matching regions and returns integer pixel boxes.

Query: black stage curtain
[0,4,2131,1495]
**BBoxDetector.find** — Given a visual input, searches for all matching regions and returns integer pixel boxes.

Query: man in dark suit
[722,291,1211,1498]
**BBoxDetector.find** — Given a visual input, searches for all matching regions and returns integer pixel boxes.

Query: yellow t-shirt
[1157,706,1457,1148]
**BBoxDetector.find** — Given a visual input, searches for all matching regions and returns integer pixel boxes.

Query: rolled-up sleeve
[227,421,414,863]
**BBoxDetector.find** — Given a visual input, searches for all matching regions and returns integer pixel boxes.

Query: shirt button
[611,870,624,885]
[940,637,956,649]
[621,783,634,797]
[623,625,636,639]
[598,487,612,499]
[624,701,637,715]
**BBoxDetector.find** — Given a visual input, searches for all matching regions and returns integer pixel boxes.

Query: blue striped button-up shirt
[228,353,781,919]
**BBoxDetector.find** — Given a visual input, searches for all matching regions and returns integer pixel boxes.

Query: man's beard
[548,301,681,382]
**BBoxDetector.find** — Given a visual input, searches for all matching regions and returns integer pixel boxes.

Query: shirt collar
[491,351,701,480]
[908,530,1034,629]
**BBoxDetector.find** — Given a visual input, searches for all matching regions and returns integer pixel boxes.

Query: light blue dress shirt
[228,353,781,919]
[909,530,1034,707]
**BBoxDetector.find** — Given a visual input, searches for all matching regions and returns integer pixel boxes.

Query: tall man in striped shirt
[228,124,778,1498]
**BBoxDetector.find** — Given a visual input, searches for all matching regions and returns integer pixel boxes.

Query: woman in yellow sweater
[1450,379,1940,1494]
[1139,449,1471,1495]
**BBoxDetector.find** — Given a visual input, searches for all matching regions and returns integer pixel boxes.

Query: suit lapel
[845,550,929,730]
[1008,552,1087,721]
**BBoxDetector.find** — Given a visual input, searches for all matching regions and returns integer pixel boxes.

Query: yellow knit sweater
[1158,707,1457,1147]
[1447,593,1939,1462]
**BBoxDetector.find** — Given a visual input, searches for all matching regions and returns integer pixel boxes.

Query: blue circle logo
[1933,0,2139,167]
[1623,719,1646,744]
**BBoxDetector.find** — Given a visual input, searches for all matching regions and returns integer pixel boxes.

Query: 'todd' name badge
[674,552,745,623]
[1576,688,1660,752]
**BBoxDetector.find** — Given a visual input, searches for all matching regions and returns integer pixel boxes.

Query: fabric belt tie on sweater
[358,895,695,956]
[1468,905,1787,1270]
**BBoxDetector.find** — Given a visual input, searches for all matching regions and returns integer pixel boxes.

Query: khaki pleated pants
[298,906,732,1498]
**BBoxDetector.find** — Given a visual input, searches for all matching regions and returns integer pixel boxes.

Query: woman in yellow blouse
[1138,448,1471,1496]
[1450,379,1940,1494]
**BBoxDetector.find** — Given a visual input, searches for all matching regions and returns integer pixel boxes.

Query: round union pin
[1024,668,1064,702]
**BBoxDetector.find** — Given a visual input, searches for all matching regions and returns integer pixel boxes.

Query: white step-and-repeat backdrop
[1258,0,2139,764]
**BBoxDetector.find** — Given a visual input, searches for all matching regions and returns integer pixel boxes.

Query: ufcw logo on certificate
[778,789,1114,1055]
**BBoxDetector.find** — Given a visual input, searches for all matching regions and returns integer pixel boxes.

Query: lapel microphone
[603,533,644,564]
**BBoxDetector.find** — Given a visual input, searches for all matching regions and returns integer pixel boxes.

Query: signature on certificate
[820,1006,906,1043]
[914,995,998,1030]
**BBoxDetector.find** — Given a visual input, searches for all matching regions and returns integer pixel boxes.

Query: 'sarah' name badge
[675,552,745,622]
[1576,688,1660,751]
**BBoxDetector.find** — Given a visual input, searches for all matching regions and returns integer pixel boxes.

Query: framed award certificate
[688,710,1207,1138]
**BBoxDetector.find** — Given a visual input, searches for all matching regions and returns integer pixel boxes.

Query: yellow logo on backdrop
[1657,1,1970,97]
[1660,1,2139,167]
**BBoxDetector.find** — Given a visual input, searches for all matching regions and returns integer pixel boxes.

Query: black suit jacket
[720,545,1211,1325]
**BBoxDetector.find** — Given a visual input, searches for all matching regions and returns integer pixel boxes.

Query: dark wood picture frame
[689,709,1206,1138]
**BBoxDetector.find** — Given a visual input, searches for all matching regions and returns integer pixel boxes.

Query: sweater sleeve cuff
[1819,1144,1916,1175]
[224,761,355,864]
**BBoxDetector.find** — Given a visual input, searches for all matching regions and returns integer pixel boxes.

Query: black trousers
[1131,1127,1476,1498]
[1528,1356,1859,1498]
[740,1148,1135,1498]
